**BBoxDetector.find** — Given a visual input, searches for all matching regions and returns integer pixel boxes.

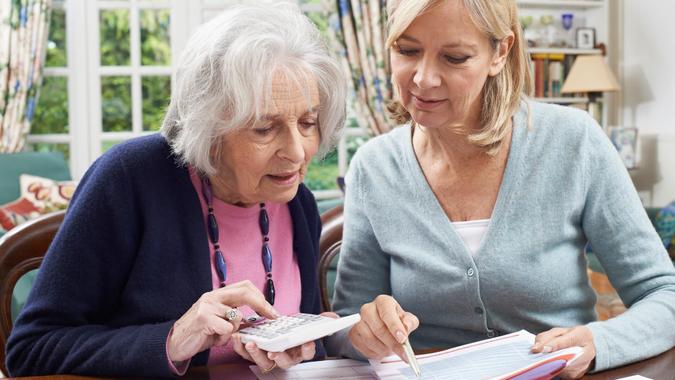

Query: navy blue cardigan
[6,134,324,377]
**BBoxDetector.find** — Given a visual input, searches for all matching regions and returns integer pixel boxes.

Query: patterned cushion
[0,197,42,235]
[655,201,675,260]
[19,174,76,213]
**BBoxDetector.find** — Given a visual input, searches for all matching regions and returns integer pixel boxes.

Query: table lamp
[561,55,620,124]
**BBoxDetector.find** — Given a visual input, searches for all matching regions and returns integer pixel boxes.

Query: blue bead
[259,207,269,235]
[266,278,275,305]
[207,214,219,243]
[215,250,227,283]
[262,243,272,272]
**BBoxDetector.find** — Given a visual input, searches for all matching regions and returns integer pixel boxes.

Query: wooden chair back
[0,210,65,375]
[319,205,343,312]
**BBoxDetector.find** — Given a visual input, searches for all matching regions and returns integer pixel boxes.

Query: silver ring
[225,307,239,322]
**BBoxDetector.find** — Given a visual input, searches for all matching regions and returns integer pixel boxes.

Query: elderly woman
[327,0,675,378]
[6,2,345,378]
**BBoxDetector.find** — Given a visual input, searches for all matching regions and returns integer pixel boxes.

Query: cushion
[20,174,76,212]
[654,201,675,260]
[0,151,71,205]
[0,197,42,235]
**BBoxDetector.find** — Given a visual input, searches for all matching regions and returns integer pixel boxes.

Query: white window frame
[27,0,189,180]
[27,0,366,200]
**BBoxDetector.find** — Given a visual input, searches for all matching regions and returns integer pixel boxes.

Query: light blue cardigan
[327,101,675,371]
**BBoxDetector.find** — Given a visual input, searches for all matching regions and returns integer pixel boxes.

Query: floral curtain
[326,0,396,136]
[0,0,52,153]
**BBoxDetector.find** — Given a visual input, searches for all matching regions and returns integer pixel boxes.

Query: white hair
[161,1,346,175]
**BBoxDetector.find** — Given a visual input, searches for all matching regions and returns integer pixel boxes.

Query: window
[299,0,370,199]
[27,0,368,200]
[27,0,70,162]
[26,0,187,179]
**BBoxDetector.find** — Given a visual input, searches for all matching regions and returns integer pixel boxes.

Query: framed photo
[609,127,638,169]
[576,27,596,49]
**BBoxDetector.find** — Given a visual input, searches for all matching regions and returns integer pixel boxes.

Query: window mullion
[67,0,94,180]
[130,0,142,135]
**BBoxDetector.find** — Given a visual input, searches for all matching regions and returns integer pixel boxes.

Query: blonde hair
[386,0,532,154]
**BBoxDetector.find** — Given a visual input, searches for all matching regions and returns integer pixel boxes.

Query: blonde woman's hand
[167,280,279,363]
[531,325,596,379]
[347,295,419,361]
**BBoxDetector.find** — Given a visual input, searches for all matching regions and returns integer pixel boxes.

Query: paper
[370,330,583,380]
[250,358,376,379]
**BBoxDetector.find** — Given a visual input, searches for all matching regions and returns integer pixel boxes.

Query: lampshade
[561,55,620,93]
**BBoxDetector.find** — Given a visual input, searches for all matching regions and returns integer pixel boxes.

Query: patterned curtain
[327,0,396,136]
[0,0,52,153]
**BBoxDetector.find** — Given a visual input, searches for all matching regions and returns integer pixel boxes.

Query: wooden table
[5,347,674,379]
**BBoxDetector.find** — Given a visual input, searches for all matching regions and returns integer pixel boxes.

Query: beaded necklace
[200,176,275,305]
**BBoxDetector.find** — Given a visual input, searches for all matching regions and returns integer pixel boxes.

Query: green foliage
[305,149,339,190]
[101,76,132,132]
[99,9,130,66]
[142,76,171,131]
[46,9,66,67]
[140,9,171,66]
[32,76,68,134]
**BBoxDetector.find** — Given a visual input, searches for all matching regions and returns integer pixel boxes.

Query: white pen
[402,338,421,377]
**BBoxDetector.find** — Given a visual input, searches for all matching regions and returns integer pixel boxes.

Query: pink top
[167,169,302,373]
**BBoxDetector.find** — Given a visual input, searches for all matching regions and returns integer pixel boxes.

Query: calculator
[238,313,361,352]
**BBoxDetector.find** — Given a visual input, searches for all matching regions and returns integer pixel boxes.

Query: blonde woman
[327,0,675,378]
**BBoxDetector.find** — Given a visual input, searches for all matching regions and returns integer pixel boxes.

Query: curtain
[327,0,396,136]
[0,0,52,153]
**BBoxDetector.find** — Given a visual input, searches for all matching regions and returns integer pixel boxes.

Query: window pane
[27,143,70,162]
[100,9,130,66]
[46,9,67,67]
[140,9,171,66]
[102,140,124,153]
[142,75,171,131]
[101,76,131,132]
[305,148,338,191]
[32,76,69,134]
[347,135,368,163]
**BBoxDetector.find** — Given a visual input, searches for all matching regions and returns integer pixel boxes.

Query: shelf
[528,48,602,55]
[516,0,604,9]
[533,97,589,104]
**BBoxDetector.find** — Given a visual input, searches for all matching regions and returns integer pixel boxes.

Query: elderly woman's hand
[167,280,279,363]
[230,311,337,372]
[531,325,596,379]
[231,334,316,373]
[347,295,419,361]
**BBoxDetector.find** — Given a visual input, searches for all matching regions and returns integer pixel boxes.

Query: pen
[401,338,421,377]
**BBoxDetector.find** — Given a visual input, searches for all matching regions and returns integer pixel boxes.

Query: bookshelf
[518,0,611,128]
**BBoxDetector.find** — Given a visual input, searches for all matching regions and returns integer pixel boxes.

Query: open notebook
[369,330,582,380]
[252,330,582,380]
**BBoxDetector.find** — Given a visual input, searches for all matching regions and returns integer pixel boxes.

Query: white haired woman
[6,2,345,378]
[327,0,675,378]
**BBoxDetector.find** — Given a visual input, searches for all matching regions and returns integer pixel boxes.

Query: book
[369,330,583,380]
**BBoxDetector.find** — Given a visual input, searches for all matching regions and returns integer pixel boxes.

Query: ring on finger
[261,362,277,374]
[224,307,240,322]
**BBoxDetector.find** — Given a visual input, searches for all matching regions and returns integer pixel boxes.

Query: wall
[620,0,675,206]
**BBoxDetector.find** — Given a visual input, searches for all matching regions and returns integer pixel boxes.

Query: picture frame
[609,127,638,169]
[576,27,596,49]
